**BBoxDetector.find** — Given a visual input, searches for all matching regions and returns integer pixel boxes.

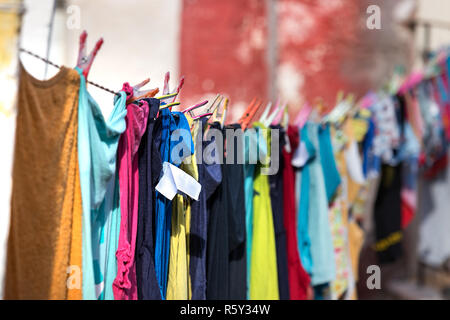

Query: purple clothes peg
[76,30,103,79]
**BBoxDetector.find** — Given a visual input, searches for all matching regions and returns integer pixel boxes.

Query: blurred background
[1,0,450,299]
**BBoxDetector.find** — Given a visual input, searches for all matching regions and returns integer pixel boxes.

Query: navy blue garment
[268,125,290,300]
[206,123,247,300]
[314,283,331,300]
[135,98,162,300]
[189,119,222,300]
[374,163,403,264]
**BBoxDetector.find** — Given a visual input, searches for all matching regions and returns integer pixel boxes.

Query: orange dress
[5,64,82,299]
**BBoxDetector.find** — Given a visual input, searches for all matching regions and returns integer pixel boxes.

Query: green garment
[249,123,279,300]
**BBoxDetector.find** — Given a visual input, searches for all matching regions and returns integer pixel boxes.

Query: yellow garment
[249,123,279,300]
[5,64,81,299]
[187,120,200,299]
[348,220,364,283]
[329,124,365,300]
[329,151,350,299]
[166,118,199,300]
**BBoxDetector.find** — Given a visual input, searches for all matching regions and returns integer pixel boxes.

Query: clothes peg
[210,97,229,127]
[123,78,159,104]
[160,101,181,110]
[239,98,262,131]
[271,102,285,125]
[259,101,272,123]
[282,106,292,153]
[221,97,229,126]
[206,94,222,113]
[170,76,185,103]
[265,104,282,127]
[265,98,281,126]
[184,93,219,115]
[183,100,209,114]
[76,30,103,79]
[294,103,312,128]
[163,71,170,95]
[238,97,256,124]
[191,112,213,120]
[157,92,178,100]
[282,105,289,129]
[189,94,224,120]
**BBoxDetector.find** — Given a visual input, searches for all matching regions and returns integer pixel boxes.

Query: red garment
[283,126,311,300]
[113,93,149,300]
[401,198,414,229]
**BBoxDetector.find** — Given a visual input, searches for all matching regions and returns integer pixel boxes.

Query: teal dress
[243,128,259,296]
[296,125,315,275]
[305,123,336,286]
[76,67,127,300]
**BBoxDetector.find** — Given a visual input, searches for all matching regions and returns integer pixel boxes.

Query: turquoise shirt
[318,124,341,202]
[305,123,336,286]
[77,67,127,299]
[296,125,315,275]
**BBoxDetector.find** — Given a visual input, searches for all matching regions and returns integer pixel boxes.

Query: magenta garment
[113,90,149,300]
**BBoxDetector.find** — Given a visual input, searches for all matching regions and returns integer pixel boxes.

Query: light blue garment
[305,123,336,286]
[295,125,315,275]
[76,67,127,300]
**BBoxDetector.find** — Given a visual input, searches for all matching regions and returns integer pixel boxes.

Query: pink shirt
[113,98,149,300]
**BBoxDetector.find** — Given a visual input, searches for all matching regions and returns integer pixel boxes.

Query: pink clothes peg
[398,72,423,95]
[163,72,170,95]
[161,72,184,110]
[294,103,312,128]
[76,30,103,79]
[183,100,209,114]
[271,102,285,125]
[123,79,159,104]
[191,112,213,120]
[170,76,185,103]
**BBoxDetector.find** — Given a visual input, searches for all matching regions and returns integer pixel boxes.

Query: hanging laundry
[268,124,290,300]
[189,118,222,300]
[166,113,197,300]
[76,68,127,300]
[135,97,162,300]
[113,87,149,300]
[243,126,259,298]
[207,123,247,300]
[373,164,403,263]
[154,107,193,299]
[304,122,336,288]
[284,126,310,300]
[294,125,315,276]
[5,63,81,299]
[249,123,279,300]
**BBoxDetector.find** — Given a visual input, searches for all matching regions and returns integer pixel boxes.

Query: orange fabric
[5,64,81,299]
[67,162,83,300]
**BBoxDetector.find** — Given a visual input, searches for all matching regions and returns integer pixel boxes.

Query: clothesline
[19,48,119,95]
